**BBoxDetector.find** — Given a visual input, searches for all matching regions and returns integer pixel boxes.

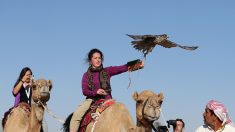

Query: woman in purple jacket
[70,48,144,132]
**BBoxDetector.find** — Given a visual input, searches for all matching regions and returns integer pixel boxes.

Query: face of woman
[174,121,184,132]
[90,52,102,68]
[23,70,32,83]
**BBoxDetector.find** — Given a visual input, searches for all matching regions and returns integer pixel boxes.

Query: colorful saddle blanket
[78,99,115,132]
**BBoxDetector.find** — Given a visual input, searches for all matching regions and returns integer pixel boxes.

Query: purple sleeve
[82,73,98,98]
[12,86,20,106]
[106,64,128,77]
[14,93,20,106]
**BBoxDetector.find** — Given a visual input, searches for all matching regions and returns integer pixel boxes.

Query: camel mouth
[145,115,159,121]
[39,92,50,102]
[40,92,50,96]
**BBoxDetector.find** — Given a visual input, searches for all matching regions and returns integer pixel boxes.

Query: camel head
[132,90,164,126]
[31,79,52,104]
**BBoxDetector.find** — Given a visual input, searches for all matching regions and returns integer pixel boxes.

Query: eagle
[127,34,198,57]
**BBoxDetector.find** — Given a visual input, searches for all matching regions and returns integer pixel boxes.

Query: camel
[63,90,164,132]
[3,79,52,132]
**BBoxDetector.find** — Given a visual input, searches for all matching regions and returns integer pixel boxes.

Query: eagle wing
[159,40,198,50]
[127,34,164,40]
[158,40,178,48]
[126,34,144,40]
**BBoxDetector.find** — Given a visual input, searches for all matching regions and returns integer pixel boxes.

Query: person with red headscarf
[195,100,235,132]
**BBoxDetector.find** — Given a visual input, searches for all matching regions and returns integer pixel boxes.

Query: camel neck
[136,121,152,132]
[28,104,45,132]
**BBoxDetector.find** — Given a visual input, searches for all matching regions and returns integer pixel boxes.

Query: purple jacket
[82,65,128,100]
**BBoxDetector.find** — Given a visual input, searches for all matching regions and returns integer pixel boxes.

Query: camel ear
[158,92,164,100]
[30,79,36,89]
[30,79,35,85]
[48,80,52,90]
[132,91,139,101]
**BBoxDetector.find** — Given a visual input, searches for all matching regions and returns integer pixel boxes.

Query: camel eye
[137,100,143,104]
[31,85,37,90]
[159,100,163,105]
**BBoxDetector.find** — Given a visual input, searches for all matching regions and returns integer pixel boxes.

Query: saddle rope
[159,108,170,132]
[90,109,101,132]
[39,101,65,124]
[127,57,145,89]
[91,120,98,132]
[90,99,114,132]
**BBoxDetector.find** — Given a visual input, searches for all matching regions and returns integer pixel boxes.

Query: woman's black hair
[14,67,32,87]
[86,48,104,63]
[176,118,185,128]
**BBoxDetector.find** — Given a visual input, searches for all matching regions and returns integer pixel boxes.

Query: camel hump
[13,102,31,116]
[85,101,135,132]
[108,102,127,110]
[2,102,30,129]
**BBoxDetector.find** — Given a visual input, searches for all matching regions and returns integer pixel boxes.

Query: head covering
[206,100,232,125]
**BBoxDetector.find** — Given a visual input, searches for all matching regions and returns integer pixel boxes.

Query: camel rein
[159,109,170,132]
[37,100,65,124]
[141,97,149,119]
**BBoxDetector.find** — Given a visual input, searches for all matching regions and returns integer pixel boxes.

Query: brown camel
[3,79,52,132]
[63,90,164,132]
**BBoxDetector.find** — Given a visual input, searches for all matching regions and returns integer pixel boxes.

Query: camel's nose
[40,92,50,102]
[41,86,50,92]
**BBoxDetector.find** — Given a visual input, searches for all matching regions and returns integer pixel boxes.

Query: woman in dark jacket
[13,67,33,106]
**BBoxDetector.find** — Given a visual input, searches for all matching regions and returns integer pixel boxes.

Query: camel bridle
[141,96,161,132]
[141,97,150,120]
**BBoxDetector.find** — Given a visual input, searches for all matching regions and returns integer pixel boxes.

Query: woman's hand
[128,60,144,71]
[139,60,144,68]
[97,89,108,95]
[21,75,28,83]
[21,75,32,87]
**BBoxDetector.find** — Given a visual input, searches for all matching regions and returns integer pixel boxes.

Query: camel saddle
[78,99,115,132]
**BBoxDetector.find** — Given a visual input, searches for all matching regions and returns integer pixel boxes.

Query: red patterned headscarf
[206,100,232,125]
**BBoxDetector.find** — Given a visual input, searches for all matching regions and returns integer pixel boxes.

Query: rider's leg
[70,99,93,132]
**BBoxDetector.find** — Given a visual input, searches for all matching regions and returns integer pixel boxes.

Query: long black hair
[14,67,32,87]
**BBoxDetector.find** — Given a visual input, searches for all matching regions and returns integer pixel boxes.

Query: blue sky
[0,1,234,131]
